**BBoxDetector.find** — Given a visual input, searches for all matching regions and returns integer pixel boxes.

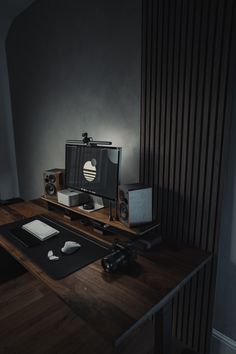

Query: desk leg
[154,302,173,354]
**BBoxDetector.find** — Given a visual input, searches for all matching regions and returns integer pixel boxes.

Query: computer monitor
[65,143,121,201]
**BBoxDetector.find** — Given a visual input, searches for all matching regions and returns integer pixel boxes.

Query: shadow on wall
[142,149,200,246]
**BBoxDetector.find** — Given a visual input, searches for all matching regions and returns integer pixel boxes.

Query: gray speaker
[118,184,153,227]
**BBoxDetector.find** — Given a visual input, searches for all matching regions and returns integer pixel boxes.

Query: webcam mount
[66,132,112,146]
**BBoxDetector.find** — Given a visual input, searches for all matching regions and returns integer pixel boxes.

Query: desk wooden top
[0,201,211,350]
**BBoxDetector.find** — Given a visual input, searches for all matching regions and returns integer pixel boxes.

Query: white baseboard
[212,328,236,351]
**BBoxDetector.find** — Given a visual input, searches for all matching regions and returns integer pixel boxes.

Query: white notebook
[22,220,59,241]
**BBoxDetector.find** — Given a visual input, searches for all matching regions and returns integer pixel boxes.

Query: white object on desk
[47,250,59,261]
[57,189,86,207]
[78,195,104,213]
[22,220,59,241]
[61,241,81,255]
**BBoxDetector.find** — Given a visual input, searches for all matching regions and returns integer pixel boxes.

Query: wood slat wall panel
[140,0,236,352]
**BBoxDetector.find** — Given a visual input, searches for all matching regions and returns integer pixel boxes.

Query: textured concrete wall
[6,0,141,200]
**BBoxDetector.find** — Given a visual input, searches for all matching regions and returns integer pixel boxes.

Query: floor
[0,273,106,354]
[0,272,202,354]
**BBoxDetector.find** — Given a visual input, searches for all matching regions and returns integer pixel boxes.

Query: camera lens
[101,258,113,272]
[101,250,126,273]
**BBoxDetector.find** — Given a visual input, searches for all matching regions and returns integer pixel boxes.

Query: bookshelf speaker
[118,184,153,227]
[43,169,64,196]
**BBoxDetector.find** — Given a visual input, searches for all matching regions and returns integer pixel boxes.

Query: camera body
[101,239,137,273]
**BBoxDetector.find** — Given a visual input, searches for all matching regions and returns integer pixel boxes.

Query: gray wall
[212,87,236,352]
[0,0,36,201]
[6,0,141,200]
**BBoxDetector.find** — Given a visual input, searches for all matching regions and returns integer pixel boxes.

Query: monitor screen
[65,144,121,201]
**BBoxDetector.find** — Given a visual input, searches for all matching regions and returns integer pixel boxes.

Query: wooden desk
[0,201,211,354]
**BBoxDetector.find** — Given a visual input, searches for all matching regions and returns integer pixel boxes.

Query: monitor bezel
[65,143,121,201]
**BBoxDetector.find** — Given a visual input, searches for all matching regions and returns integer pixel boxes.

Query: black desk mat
[0,215,110,279]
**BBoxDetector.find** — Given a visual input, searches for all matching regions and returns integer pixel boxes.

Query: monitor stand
[78,195,104,213]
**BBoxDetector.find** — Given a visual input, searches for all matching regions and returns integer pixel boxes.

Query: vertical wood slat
[140,0,236,353]
[140,0,148,184]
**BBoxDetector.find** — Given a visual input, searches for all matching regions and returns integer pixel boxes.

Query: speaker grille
[48,174,56,183]
[45,183,56,196]
[120,202,128,221]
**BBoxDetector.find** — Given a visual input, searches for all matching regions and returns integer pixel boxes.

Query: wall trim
[213,328,236,351]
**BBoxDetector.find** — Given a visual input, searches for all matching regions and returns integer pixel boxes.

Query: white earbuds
[47,250,59,261]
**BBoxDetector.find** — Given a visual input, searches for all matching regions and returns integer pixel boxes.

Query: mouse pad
[0,215,110,279]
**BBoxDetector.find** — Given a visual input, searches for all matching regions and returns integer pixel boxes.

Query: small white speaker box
[57,189,88,207]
